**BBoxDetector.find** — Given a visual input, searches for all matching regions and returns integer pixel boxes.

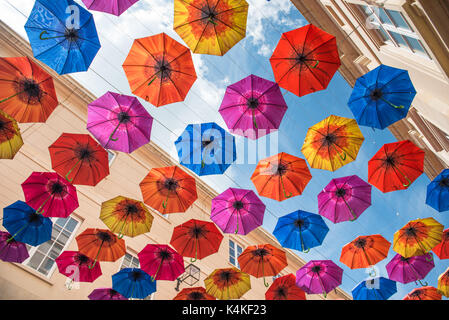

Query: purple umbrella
[211,187,266,235]
[318,175,372,223]
[87,91,153,154]
[219,74,288,140]
[88,288,128,300]
[386,253,434,286]
[82,0,139,16]
[0,231,29,263]
[296,260,343,298]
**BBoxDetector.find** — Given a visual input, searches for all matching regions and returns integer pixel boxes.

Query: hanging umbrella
[0,56,58,123]
[211,187,266,235]
[0,231,29,263]
[351,277,397,300]
[218,74,287,140]
[426,169,449,212]
[122,33,197,107]
[88,288,128,300]
[295,260,343,298]
[301,115,364,172]
[49,133,110,186]
[55,251,102,289]
[174,122,236,176]
[0,109,23,159]
[112,268,156,299]
[432,228,449,260]
[138,244,185,281]
[251,152,312,201]
[368,140,424,193]
[173,0,249,56]
[318,175,372,223]
[270,24,341,97]
[273,210,329,253]
[386,253,434,286]
[24,0,101,75]
[438,267,449,297]
[87,91,153,154]
[204,267,251,300]
[82,0,139,16]
[403,286,442,300]
[265,274,306,300]
[173,287,216,300]
[21,172,79,218]
[348,65,416,129]
[139,166,198,214]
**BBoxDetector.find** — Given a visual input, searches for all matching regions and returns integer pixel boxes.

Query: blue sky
[1,0,448,300]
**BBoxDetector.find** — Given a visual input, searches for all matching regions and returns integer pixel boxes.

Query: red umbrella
[138,244,185,281]
[265,274,306,300]
[55,251,102,289]
[432,228,449,259]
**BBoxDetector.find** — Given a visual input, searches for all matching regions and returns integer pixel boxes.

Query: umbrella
[270,24,341,97]
[368,140,425,193]
[100,196,154,238]
[122,33,197,107]
[265,274,306,300]
[0,56,58,123]
[301,115,364,172]
[295,260,343,298]
[170,219,223,262]
[348,64,416,129]
[0,231,29,263]
[112,268,156,299]
[24,0,101,75]
[318,175,372,223]
[351,277,397,300]
[386,253,434,286]
[82,0,139,16]
[55,251,102,289]
[138,244,185,281]
[2,200,52,246]
[426,169,449,212]
[218,74,288,140]
[0,109,23,159]
[432,228,449,259]
[173,287,216,300]
[210,187,266,235]
[87,91,153,154]
[139,166,198,214]
[438,267,449,297]
[174,122,236,176]
[204,267,251,300]
[88,288,128,300]
[173,0,249,56]
[49,133,110,186]
[403,286,442,300]
[251,152,312,201]
[21,172,79,218]
[273,210,329,253]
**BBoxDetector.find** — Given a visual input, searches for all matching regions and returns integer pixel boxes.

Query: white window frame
[229,239,243,268]
[107,149,117,166]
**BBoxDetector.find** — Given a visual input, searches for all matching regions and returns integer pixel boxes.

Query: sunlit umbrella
[265,274,306,300]
[438,267,449,297]
[55,251,102,289]
[296,260,343,298]
[112,268,156,299]
[426,169,449,212]
[88,288,127,300]
[173,287,216,300]
[403,286,441,300]
[386,253,434,286]
[432,228,449,259]
[0,231,29,263]
[138,244,185,281]
[204,267,251,300]
[0,109,23,159]
[351,277,397,300]
[82,0,139,16]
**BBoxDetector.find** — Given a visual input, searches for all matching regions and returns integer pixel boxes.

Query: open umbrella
[82,0,139,16]
[403,286,442,300]
[0,231,29,263]
[0,109,23,159]
[25,0,101,75]
[55,251,102,289]
[296,260,343,298]
[432,228,449,259]
[351,277,397,300]
[386,253,434,286]
[112,268,156,299]
[426,169,449,212]
[173,287,216,300]
[265,274,306,300]
[204,267,251,300]
[88,288,128,300]
[138,244,185,281]
[438,267,449,297]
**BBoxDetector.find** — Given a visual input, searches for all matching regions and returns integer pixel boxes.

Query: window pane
[386,9,411,31]
[237,246,242,255]
[28,251,45,269]
[378,8,394,25]
[230,257,235,265]
[37,241,53,255]
[51,242,64,258]
[377,26,390,42]
[389,31,408,48]
[65,218,78,232]
[51,226,61,240]
[404,36,429,56]
[38,257,54,275]
[55,218,67,228]
[229,240,234,248]
[229,247,235,257]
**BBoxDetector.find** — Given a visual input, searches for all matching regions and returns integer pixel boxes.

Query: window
[107,150,117,165]
[272,274,282,282]
[118,252,154,300]
[229,239,242,268]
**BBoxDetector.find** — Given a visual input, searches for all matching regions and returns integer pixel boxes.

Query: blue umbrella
[273,210,329,253]
[348,64,416,129]
[351,277,397,300]
[2,200,52,246]
[426,169,449,212]
[112,268,156,299]
[174,122,236,176]
[24,0,101,75]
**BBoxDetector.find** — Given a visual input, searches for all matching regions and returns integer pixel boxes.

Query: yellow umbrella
[0,109,23,159]
[204,267,251,300]
[438,267,449,297]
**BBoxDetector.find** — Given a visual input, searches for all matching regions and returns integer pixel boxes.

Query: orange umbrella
[173,287,216,300]
[0,109,23,159]
[403,286,442,300]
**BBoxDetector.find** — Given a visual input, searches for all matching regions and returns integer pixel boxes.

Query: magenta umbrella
[219,74,288,140]
[21,172,79,218]
[318,175,372,223]
[55,251,102,289]
[296,260,343,298]
[138,244,185,281]
[386,253,434,286]
[0,231,29,263]
[87,91,153,154]
[82,0,139,16]
[88,288,128,300]
[211,187,266,235]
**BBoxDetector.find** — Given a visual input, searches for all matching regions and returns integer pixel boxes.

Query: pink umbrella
[211,187,266,235]
[296,260,343,298]
[386,253,434,286]
[21,172,79,218]
[0,231,29,263]
[87,91,153,154]
[88,288,128,300]
[82,0,139,16]
[137,244,185,281]
[219,74,288,140]
[55,251,102,289]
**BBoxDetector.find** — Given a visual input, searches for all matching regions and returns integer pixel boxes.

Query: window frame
[228,239,243,268]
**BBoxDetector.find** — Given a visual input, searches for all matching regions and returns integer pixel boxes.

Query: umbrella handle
[261,259,270,287]
[280,176,292,199]
[6,223,29,243]
[0,91,22,104]
[208,17,217,25]
[88,241,104,269]
[380,97,404,109]
[190,238,198,263]
[35,194,52,215]
[417,279,428,286]
[65,158,82,183]
[342,198,358,222]
[151,260,163,282]
[147,70,162,86]
[234,214,239,234]
[298,224,309,253]
[310,60,319,69]
[66,278,74,290]
[201,160,205,168]
[330,144,347,161]
[39,30,66,41]
[425,254,433,262]
[108,123,121,143]
[393,165,412,188]
[252,109,258,130]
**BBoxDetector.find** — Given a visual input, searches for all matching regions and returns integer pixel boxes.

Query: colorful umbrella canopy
[112,268,156,299]
[24,0,101,75]
[295,260,343,298]
[138,244,185,281]
[270,24,341,97]
[87,91,153,154]
[122,33,197,107]
[139,166,198,214]
[368,140,425,193]
[340,235,391,270]
[301,115,364,172]
[351,277,397,300]
[318,175,372,223]
[173,0,249,56]
[403,286,442,300]
[174,122,236,176]
[348,64,416,129]
[88,288,128,300]
[204,267,251,300]
[0,56,58,123]
[82,0,139,16]
[432,228,449,260]
[265,274,306,300]
[210,187,266,235]
[173,287,216,300]
[273,210,329,253]
[0,231,29,263]
[438,267,449,297]
[386,253,434,286]
[426,169,449,212]
[218,74,287,140]
[49,133,110,186]
[55,251,102,287]
[251,152,312,201]
[21,172,79,218]
[0,109,23,159]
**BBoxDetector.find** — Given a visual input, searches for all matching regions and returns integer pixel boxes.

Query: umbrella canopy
[295,260,343,298]
[210,187,266,235]
[0,56,58,123]
[21,172,79,218]
[122,33,197,107]
[426,169,449,212]
[432,228,449,260]
[368,140,425,193]
[87,91,153,154]
[0,231,29,263]
[88,288,128,300]
[138,244,185,281]
[348,65,416,129]
[438,267,449,297]
[218,74,287,140]
[24,0,101,75]
[265,274,306,300]
[403,286,442,300]
[273,210,329,253]
[386,253,434,286]
[55,251,102,284]
[301,115,364,172]
[173,287,216,300]
[82,0,139,16]
[251,152,312,201]
[204,267,251,300]
[351,277,397,300]
[270,24,341,97]
[139,166,198,214]
[0,109,23,159]
[112,268,156,299]
[173,0,249,56]
[174,122,236,176]
[340,235,391,270]
[49,133,110,186]
[318,175,372,223]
